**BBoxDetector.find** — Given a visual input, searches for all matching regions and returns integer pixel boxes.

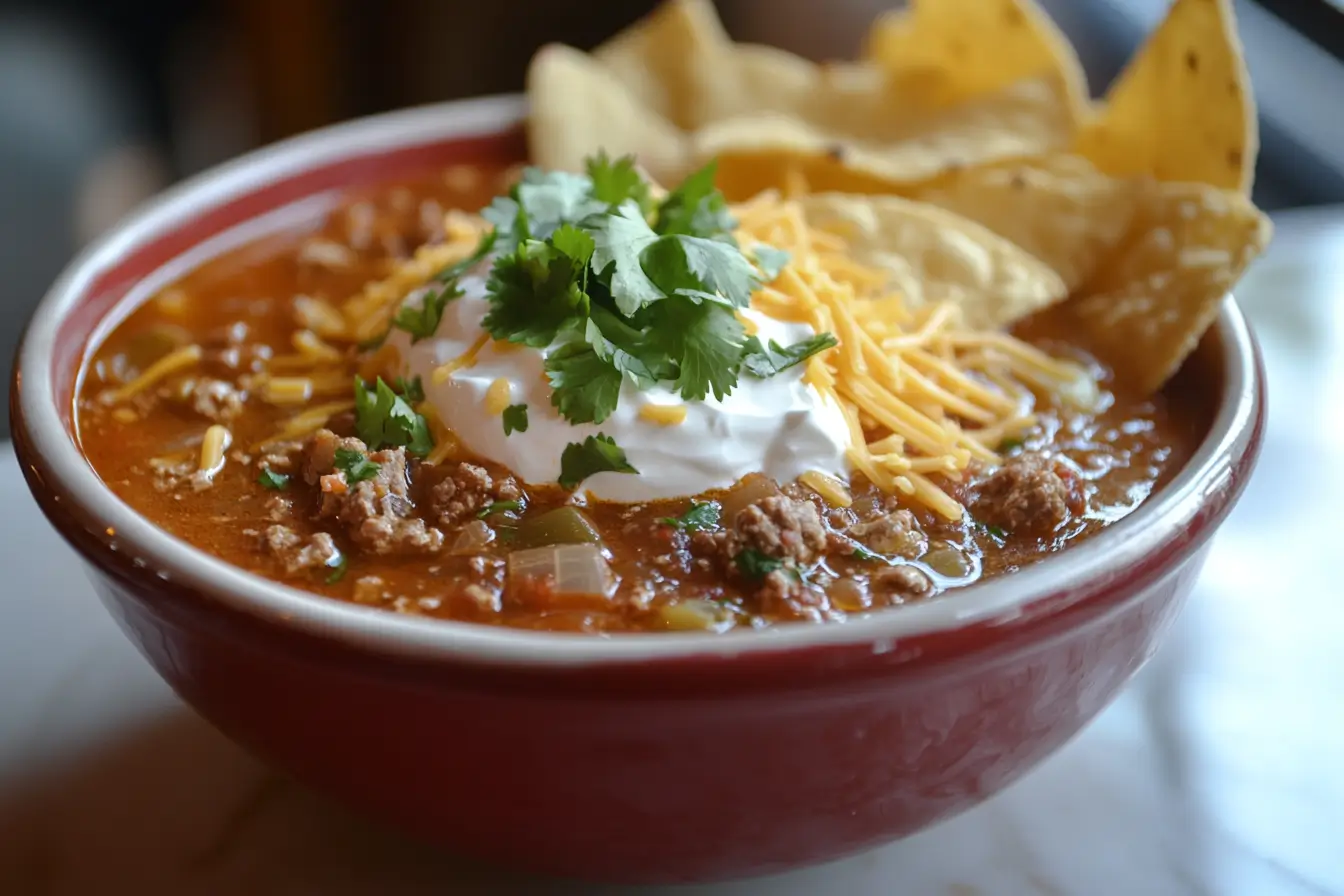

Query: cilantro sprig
[373,235,498,348]
[333,447,381,484]
[393,282,461,343]
[973,519,1009,540]
[477,499,523,519]
[558,434,639,490]
[257,468,290,491]
[393,375,425,403]
[353,377,434,458]
[325,554,348,584]
[502,403,529,435]
[466,156,831,426]
[733,548,787,580]
[660,501,720,532]
[587,151,652,214]
[751,246,791,281]
[741,333,838,378]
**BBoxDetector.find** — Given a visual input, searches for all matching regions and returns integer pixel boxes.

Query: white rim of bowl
[18,94,1260,666]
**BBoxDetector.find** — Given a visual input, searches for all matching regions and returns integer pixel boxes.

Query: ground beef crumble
[756,569,824,620]
[189,378,245,422]
[871,565,935,601]
[688,495,835,619]
[258,440,305,474]
[428,462,522,528]
[973,452,1084,534]
[848,509,926,557]
[304,429,444,554]
[264,494,293,522]
[262,525,340,575]
[724,495,829,566]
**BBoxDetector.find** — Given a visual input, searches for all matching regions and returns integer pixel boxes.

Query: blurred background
[1,0,1340,433]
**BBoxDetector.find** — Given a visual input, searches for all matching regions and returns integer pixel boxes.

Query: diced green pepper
[512,506,604,549]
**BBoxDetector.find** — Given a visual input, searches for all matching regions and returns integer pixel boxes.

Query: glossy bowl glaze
[10,96,1266,884]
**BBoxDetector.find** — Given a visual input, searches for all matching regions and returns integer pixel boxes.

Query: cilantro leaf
[974,520,1008,540]
[482,240,591,347]
[752,245,791,281]
[393,375,425,403]
[585,315,663,388]
[325,553,348,584]
[477,499,523,519]
[740,333,838,377]
[333,446,381,484]
[502,403,528,435]
[257,468,290,491]
[558,434,639,489]
[590,202,665,316]
[353,377,434,457]
[660,501,720,531]
[391,233,497,343]
[852,544,887,563]
[653,301,746,402]
[733,548,786,581]
[643,234,759,308]
[484,169,605,251]
[551,223,595,269]
[587,151,651,212]
[393,283,460,342]
[654,160,735,238]
[998,437,1024,453]
[545,341,623,424]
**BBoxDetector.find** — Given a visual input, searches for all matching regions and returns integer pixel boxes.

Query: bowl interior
[13,95,1265,666]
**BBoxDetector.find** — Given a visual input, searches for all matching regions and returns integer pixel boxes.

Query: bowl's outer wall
[10,108,1267,884]
[79,546,1205,883]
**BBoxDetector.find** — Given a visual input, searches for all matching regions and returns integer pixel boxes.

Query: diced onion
[719,473,781,521]
[507,544,614,597]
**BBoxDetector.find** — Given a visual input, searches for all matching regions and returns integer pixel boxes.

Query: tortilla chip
[864,0,1090,119]
[1074,0,1257,193]
[526,44,690,181]
[582,0,1073,190]
[1063,182,1271,395]
[799,193,1068,329]
[591,0,732,130]
[714,153,899,203]
[692,72,1073,191]
[912,155,1139,291]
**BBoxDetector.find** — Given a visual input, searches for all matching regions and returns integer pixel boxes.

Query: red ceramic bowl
[11,96,1265,884]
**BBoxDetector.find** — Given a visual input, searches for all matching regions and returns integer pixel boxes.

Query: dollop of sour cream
[389,276,849,502]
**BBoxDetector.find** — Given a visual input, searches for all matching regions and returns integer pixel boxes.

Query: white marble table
[1,208,1341,895]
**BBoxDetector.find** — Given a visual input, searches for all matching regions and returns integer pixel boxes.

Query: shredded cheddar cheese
[343,213,491,342]
[639,403,688,426]
[484,378,513,414]
[262,377,314,405]
[250,400,353,451]
[734,196,1094,520]
[431,332,489,385]
[292,296,348,340]
[800,470,852,508]
[198,425,232,476]
[103,344,203,404]
[293,329,344,362]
